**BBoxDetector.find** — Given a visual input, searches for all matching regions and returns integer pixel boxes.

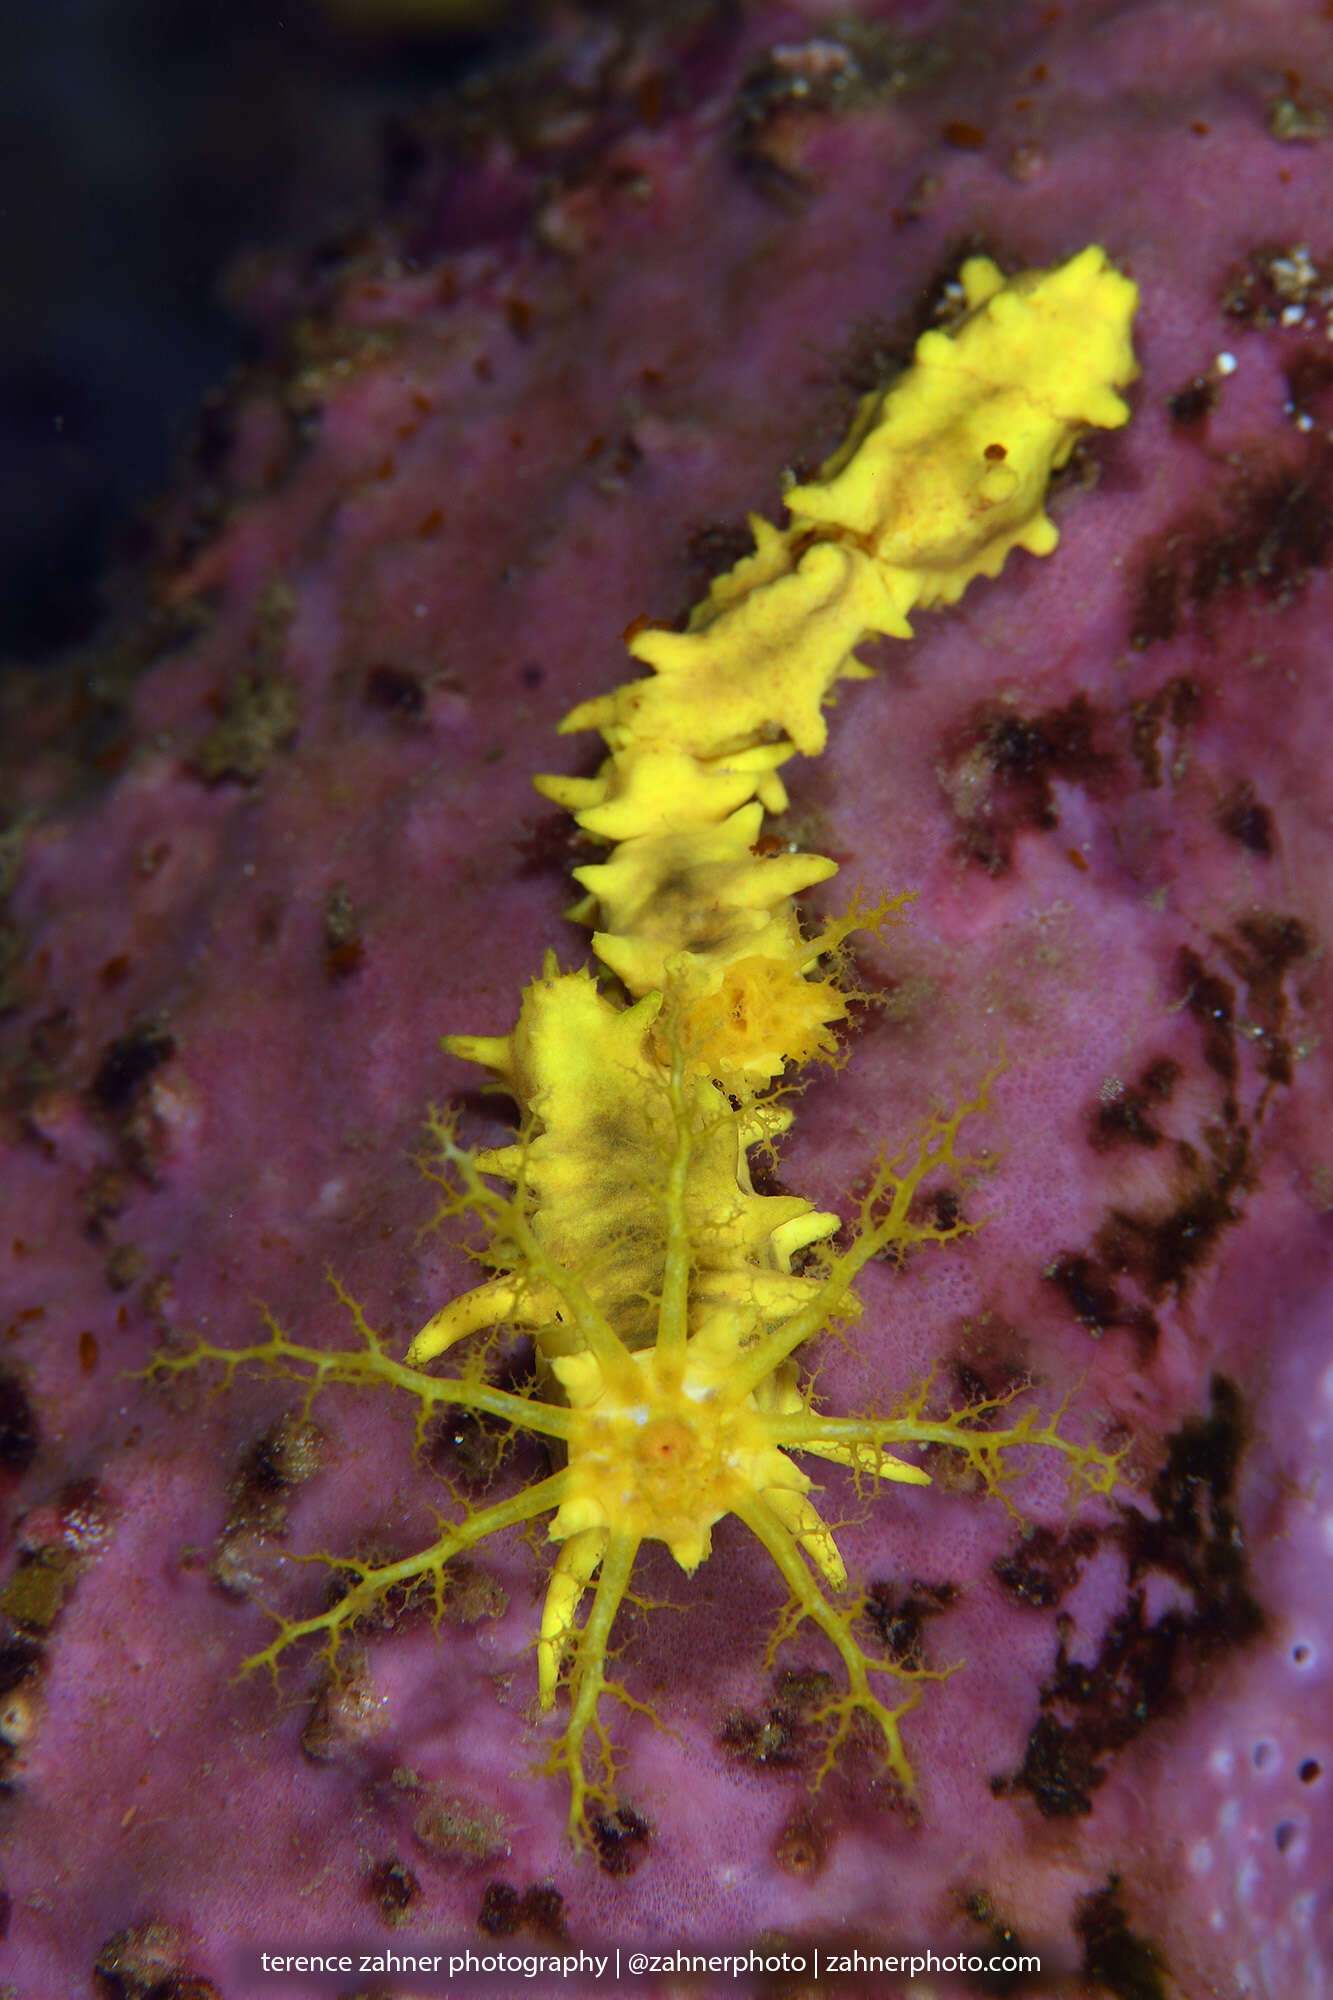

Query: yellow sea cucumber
[157,246,1138,1846]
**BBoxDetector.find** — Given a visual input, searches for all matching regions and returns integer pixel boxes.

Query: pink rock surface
[2,3,1331,1996]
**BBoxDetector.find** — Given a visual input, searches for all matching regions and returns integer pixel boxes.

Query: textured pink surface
[2,3,1332,1996]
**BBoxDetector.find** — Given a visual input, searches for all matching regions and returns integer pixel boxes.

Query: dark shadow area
[0,0,529,664]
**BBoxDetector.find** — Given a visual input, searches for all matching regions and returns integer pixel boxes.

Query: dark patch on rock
[515,1882,566,1938]
[1127,675,1201,786]
[864,1578,958,1666]
[0,1370,38,1474]
[995,1377,1263,1818]
[961,1889,1031,1996]
[363,664,426,716]
[425,1408,512,1488]
[1045,1252,1158,1346]
[1130,451,1333,649]
[721,1667,837,1772]
[478,1878,566,1938]
[1089,1057,1181,1153]
[1180,948,1236,1086]
[950,1349,1034,1412]
[943,693,1116,871]
[28,1005,78,1071]
[836,315,912,399]
[0,1618,46,1773]
[993,1524,1099,1610]
[87,1016,179,1185]
[1217,781,1274,856]
[322,882,365,980]
[1075,1879,1170,2000]
[684,519,760,592]
[1095,1118,1249,1302]
[226,1415,325,1539]
[512,809,602,880]
[773,1808,828,1876]
[2,1543,79,1632]
[927,1184,964,1231]
[189,672,299,783]
[91,1023,175,1116]
[589,1802,652,1877]
[1284,346,1333,423]
[731,24,949,198]
[104,1241,146,1293]
[478,1882,523,1936]
[80,1165,131,1240]
[1166,376,1216,427]
[410,1790,510,1864]
[367,1856,420,1927]
[1053,915,1307,1341]
[1218,908,1312,1085]
[1222,244,1333,327]
[93,1921,220,2000]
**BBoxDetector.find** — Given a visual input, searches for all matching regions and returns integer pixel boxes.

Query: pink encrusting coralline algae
[1,4,1331,1997]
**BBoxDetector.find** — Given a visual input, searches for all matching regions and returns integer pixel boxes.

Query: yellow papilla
[574,802,836,991]
[784,244,1139,609]
[534,740,792,843]
[561,537,890,764]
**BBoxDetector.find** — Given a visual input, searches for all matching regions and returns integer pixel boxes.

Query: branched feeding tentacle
[241,1467,574,1683]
